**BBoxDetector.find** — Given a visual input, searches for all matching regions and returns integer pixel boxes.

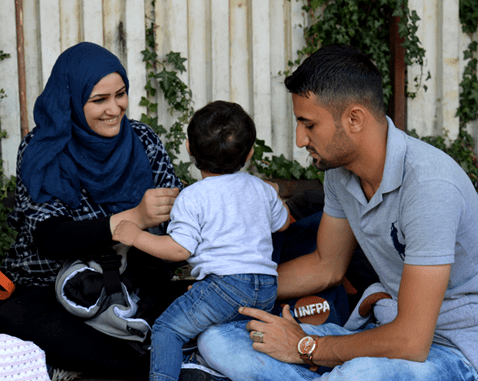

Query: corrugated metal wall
[407,0,478,144]
[0,0,309,179]
[0,0,476,180]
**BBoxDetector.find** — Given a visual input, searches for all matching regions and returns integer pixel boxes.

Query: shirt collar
[381,116,406,194]
[341,116,406,207]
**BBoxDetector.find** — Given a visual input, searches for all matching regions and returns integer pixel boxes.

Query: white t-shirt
[167,172,289,280]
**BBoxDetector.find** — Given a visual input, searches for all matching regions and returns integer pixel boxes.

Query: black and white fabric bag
[55,244,151,344]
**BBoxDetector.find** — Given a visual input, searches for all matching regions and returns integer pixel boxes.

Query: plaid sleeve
[130,120,184,191]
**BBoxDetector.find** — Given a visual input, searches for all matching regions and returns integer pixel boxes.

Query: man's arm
[242,262,450,366]
[277,212,357,299]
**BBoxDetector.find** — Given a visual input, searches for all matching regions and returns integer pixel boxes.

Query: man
[196,44,478,380]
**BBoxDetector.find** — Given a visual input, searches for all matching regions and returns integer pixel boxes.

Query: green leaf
[166,51,187,73]
[139,96,150,107]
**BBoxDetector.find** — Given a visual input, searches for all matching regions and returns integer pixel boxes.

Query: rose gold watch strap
[301,336,319,371]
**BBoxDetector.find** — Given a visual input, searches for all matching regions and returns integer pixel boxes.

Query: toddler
[113,100,290,381]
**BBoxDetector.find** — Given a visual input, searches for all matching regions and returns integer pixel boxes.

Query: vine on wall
[289,0,429,109]
[0,50,17,260]
[457,0,478,127]
[289,0,478,191]
[255,0,428,182]
[250,139,324,181]
[140,22,196,185]
[0,50,10,103]
[408,0,478,192]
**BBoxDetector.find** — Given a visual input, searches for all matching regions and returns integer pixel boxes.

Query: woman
[0,42,183,380]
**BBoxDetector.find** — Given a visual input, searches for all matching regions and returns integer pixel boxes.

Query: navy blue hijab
[21,42,153,212]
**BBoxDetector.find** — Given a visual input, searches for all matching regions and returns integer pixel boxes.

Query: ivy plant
[409,0,478,193]
[140,22,196,185]
[0,50,10,101]
[286,0,429,108]
[0,50,16,261]
[456,0,478,127]
[250,139,324,182]
[141,17,322,184]
[0,171,17,261]
[252,0,428,183]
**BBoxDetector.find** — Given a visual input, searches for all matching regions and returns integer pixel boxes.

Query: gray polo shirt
[323,117,478,369]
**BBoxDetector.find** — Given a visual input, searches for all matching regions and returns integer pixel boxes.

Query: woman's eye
[92,98,105,104]
[305,124,314,130]
[116,91,126,98]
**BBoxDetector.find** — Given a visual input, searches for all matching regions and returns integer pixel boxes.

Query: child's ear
[186,139,191,155]
[246,146,254,162]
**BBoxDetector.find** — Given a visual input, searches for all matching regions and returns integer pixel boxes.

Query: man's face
[292,93,356,171]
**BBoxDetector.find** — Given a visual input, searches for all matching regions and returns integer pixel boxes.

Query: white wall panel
[210,0,230,102]
[125,0,147,121]
[39,0,61,88]
[60,0,81,50]
[251,0,272,147]
[0,0,22,177]
[290,0,310,166]
[270,0,291,158]
[230,0,251,116]
[406,0,438,137]
[82,0,104,45]
[154,0,190,165]
[407,0,475,145]
[438,0,460,140]
[2,0,475,179]
[188,0,208,110]
[23,0,42,132]
[102,0,125,61]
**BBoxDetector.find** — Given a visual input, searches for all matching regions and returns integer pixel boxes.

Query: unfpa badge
[293,295,330,325]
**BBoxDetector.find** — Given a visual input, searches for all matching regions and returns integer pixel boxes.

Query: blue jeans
[197,321,478,381]
[150,274,277,381]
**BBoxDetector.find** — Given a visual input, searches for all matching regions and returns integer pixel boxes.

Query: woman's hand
[240,304,306,364]
[109,187,180,234]
[112,220,142,246]
[134,187,180,229]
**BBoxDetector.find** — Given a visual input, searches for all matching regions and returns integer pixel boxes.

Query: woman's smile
[83,72,128,137]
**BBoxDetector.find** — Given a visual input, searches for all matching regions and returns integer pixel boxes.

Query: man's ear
[246,146,254,162]
[344,105,366,134]
[186,139,191,155]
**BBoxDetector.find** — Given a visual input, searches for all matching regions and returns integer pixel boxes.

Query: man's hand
[112,220,142,247]
[240,305,306,364]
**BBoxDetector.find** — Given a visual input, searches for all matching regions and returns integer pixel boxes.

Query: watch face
[298,336,315,354]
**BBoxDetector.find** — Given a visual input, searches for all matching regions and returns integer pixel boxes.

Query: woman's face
[83,72,128,137]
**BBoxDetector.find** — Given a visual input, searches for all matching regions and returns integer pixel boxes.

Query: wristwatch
[298,335,319,371]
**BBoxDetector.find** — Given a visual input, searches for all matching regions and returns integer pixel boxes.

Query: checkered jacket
[0,120,183,287]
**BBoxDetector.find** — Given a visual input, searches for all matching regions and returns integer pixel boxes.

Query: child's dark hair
[187,101,256,174]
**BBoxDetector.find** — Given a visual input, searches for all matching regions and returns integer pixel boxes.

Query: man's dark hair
[284,44,386,122]
[187,100,256,174]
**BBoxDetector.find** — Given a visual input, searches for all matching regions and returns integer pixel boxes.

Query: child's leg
[210,274,278,322]
[150,322,185,381]
[149,276,250,380]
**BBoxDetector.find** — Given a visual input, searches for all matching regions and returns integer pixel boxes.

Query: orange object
[342,276,357,295]
[0,271,15,300]
[292,295,330,326]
